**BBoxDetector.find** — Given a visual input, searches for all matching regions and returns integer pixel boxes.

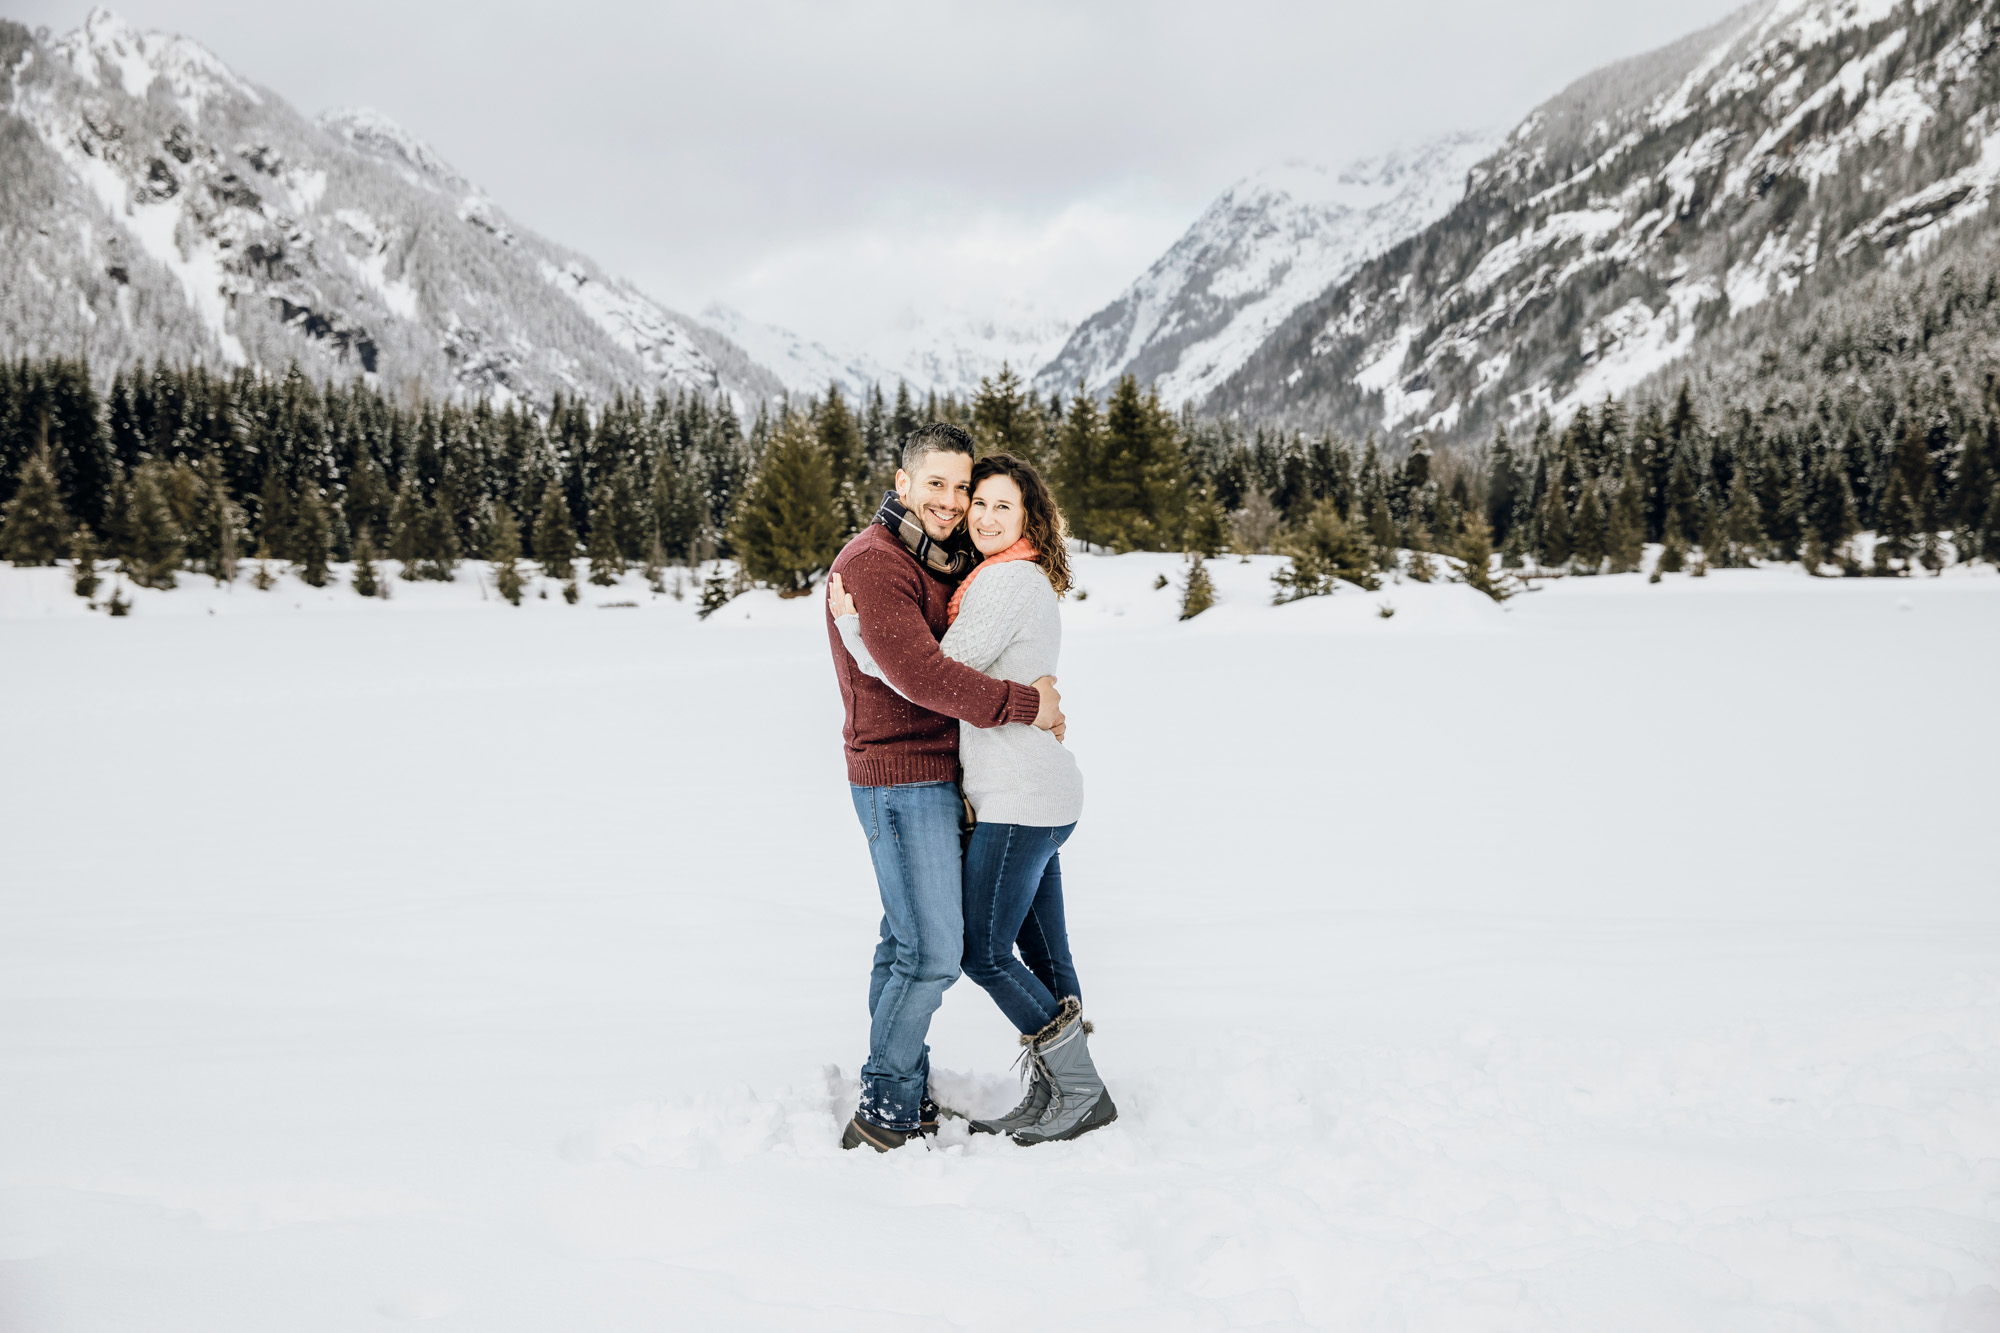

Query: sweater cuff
[1004,681,1042,727]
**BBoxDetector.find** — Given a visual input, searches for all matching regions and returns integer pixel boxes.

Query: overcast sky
[16,1,1747,348]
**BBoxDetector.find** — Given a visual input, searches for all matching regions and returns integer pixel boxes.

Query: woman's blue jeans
[851,782,964,1132]
[960,821,1080,1035]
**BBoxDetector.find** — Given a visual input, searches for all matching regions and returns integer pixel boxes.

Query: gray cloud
[9,1,1749,344]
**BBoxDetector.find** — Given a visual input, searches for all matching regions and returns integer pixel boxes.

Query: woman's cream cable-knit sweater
[837,559,1084,826]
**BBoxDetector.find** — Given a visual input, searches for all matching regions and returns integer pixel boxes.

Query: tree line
[3,336,1997,610]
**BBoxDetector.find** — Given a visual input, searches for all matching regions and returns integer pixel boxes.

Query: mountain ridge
[1206,0,2000,443]
[0,8,782,407]
[1035,132,1501,407]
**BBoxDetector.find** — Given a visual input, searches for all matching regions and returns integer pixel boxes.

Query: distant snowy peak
[1034,131,1499,406]
[699,305,901,402]
[875,304,1075,401]
[316,107,473,195]
[704,303,1074,402]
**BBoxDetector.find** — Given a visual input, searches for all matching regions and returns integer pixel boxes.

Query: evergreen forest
[5,251,2000,608]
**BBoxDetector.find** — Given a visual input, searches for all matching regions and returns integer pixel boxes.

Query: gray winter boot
[968,1057,1050,1136]
[1009,1003,1117,1146]
[971,998,1080,1135]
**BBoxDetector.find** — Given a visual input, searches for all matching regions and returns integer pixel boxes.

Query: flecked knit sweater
[838,558,1083,827]
[825,523,1042,788]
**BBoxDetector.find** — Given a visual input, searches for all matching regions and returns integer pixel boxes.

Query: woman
[828,453,1115,1145]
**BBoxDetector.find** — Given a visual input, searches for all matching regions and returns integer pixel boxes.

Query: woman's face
[967,474,1026,556]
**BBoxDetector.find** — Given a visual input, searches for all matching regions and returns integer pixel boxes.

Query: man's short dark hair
[901,422,975,474]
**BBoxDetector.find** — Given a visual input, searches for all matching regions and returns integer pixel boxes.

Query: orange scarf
[947,538,1037,626]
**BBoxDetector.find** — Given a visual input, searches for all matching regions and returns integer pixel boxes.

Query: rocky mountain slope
[1034,134,1499,406]
[0,9,780,407]
[1208,0,2000,443]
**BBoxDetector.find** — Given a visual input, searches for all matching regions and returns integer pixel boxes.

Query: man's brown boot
[841,1114,920,1153]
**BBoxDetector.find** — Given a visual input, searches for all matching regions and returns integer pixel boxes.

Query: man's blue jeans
[851,781,964,1132]
[961,821,1080,1035]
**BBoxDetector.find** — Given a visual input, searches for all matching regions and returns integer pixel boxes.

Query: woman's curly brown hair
[970,452,1072,597]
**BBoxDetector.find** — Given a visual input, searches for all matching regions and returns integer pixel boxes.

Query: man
[825,422,1064,1152]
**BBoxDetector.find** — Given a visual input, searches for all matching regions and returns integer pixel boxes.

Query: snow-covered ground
[3,552,1998,1331]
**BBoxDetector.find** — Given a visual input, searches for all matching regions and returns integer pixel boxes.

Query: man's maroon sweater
[826,522,1042,787]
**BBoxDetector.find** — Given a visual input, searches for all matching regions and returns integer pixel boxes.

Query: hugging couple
[824,422,1117,1152]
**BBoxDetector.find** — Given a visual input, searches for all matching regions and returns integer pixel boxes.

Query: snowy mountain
[1208,0,2000,441]
[1034,134,1499,407]
[871,302,1076,401]
[699,304,904,403]
[706,300,1074,402]
[0,9,781,407]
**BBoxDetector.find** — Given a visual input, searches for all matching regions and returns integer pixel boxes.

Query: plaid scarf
[873,491,974,580]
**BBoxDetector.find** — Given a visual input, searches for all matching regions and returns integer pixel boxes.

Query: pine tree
[1571,484,1608,574]
[0,446,73,565]
[1719,466,1762,567]
[1537,479,1573,568]
[1272,500,1380,601]
[1971,478,2000,566]
[972,364,1045,469]
[586,479,626,586]
[488,504,525,605]
[1229,488,1282,555]
[124,462,184,589]
[414,503,460,581]
[728,414,842,596]
[293,487,332,587]
[388,479,424,580]
[1607,465,1645,574]
[533,486,576,579]
[1454,514,1512,602]
[1053,389,1103,545]
[256,470,293,563]
[351,531,381,598]
[193,455,237,583]
[1093,378,1187,551]
[1179,554,1214,620]
[817,385,867,525]
[1184,482,1228,558]
[72,528,100,599]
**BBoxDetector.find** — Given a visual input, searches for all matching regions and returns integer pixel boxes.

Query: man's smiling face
[895,449,973,542]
